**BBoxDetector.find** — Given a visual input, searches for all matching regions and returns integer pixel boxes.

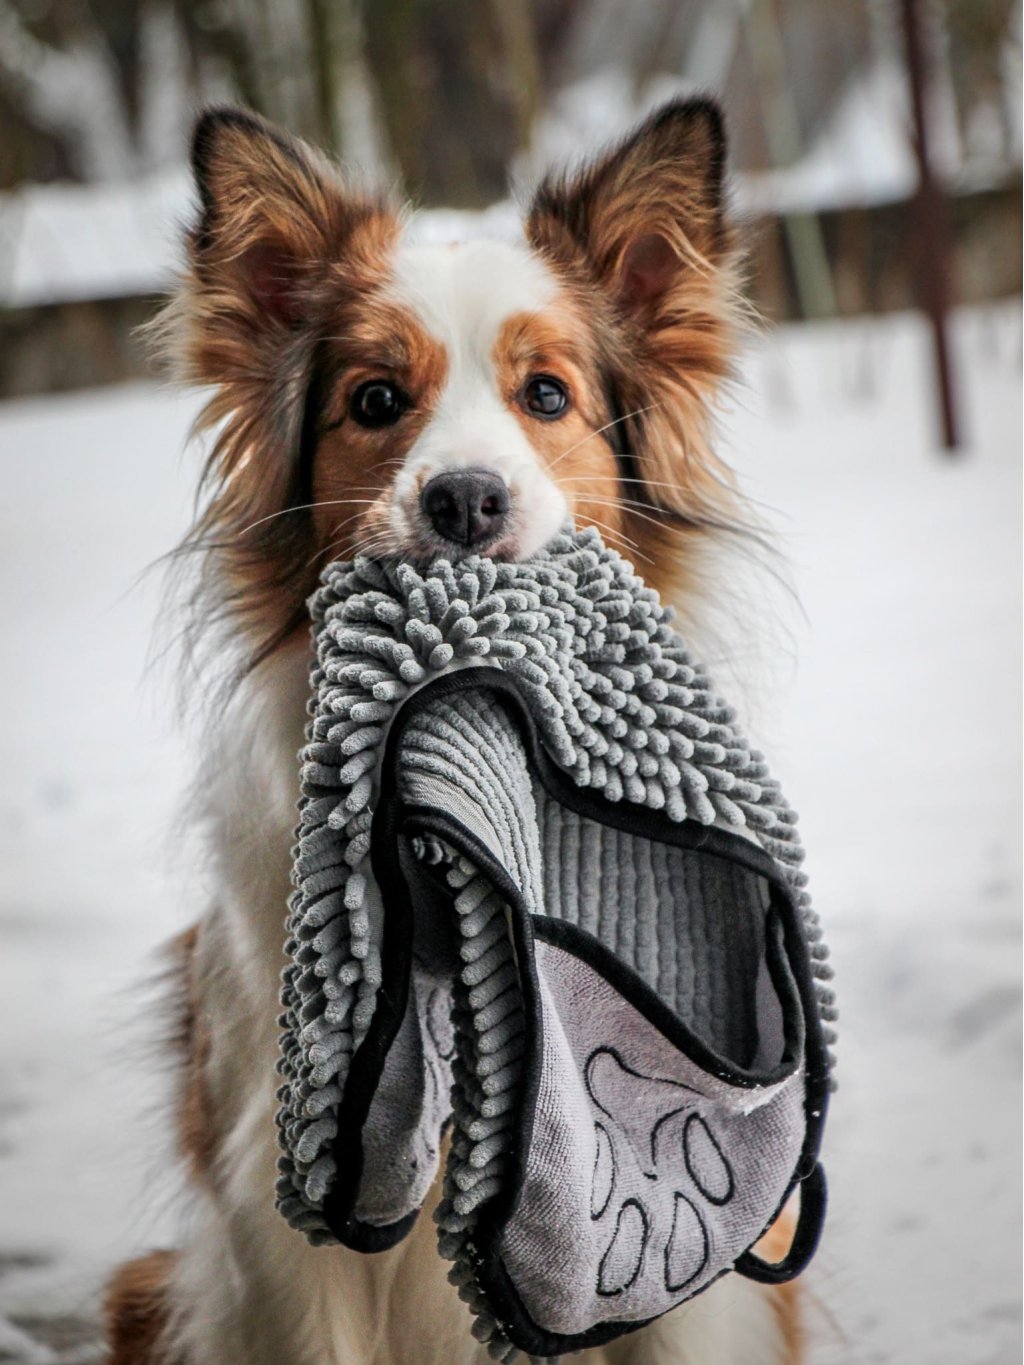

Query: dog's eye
[522,375,569,420]
[351,380,407,429]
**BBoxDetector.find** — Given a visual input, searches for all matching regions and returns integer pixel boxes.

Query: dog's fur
[105,101,804,1364]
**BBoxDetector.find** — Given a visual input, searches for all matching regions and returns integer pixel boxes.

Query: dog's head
[171,102,740,669]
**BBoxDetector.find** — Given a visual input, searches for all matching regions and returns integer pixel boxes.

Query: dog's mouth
[336,469,568,567]
[331,518,527,568]
[399,525,524,566]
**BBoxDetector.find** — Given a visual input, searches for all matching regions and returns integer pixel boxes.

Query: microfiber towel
[276,528,835,1360]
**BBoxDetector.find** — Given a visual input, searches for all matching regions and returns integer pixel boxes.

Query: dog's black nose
[420,468,510,547]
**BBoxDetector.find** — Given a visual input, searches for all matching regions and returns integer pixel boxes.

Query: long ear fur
[526,99,747,594]
[159,107,397,678]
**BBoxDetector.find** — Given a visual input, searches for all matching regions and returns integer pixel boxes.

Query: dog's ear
[526,100,740,574]
[163,110,396,666]
[169,107,394,539]
[186,107,390,349]
[526,99,727,318]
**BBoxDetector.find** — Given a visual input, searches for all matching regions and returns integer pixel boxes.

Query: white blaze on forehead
[387,236,569,557]
[389,236,558,364]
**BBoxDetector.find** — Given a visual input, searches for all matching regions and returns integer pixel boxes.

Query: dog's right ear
[167,109,397,661]
[187,107,389,346]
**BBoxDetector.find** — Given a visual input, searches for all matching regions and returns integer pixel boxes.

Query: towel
[276,528,835,1359]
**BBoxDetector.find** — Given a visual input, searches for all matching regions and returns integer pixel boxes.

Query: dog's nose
[420,468,510,547]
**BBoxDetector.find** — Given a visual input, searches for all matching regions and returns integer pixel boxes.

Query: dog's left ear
[526,99,727,318]
[526,100,738,555]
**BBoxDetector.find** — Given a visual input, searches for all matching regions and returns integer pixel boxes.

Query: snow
[6,55,1019,310]
[0,168,191,310]
[737,57,921,216]
[0,383,199,1362]
[723,306,1022,1363]
[0,303,1020,1362]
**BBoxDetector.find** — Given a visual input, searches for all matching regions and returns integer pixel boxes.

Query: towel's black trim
[319,738,420,1250]
[734,1159,828,1284]
[530,909,804,1090]
[321,667,831,1350]
[381,669,794,884]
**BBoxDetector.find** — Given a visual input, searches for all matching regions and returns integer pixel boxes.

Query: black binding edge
[734,1159,828,1284]
[319,668,832,1350]
[528,908,804,1091]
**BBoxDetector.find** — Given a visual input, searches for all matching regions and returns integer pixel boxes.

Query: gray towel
[276,528,835,1360]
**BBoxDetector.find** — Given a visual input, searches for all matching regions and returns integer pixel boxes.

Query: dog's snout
[420,468,510,547]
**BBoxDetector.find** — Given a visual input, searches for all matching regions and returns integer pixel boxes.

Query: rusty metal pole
[899,0,961,451]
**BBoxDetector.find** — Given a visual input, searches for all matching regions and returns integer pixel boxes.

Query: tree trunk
[361,0,540,207]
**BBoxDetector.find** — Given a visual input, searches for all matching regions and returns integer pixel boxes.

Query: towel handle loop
[734,1161,828,1285]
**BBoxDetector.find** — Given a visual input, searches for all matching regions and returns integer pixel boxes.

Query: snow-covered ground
[6,52,1019,310]
[0,303,1020,1363]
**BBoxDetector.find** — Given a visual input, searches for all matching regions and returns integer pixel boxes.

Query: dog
[104,99,805,1364]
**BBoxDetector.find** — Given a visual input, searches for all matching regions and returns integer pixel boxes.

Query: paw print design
[585,1048,735,1298]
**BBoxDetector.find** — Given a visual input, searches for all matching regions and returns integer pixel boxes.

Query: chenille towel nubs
[276,528,835,1360]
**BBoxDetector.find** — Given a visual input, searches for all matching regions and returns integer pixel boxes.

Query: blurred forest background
[0,0,1020,398]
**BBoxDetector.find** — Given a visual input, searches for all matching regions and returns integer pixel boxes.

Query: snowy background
[0,299,1020,1364]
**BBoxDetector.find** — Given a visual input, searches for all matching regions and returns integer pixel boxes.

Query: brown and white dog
[104,100,804,1364]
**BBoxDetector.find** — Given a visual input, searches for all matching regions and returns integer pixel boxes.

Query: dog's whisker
[299,510,371,549]
[567,470,684,495]
[606,504,721,543]
[562,468,787,530]
[574,496,676,533]
[305,529,391,571]
[546,403,664,473]
[570,511,642,554]
[239,498,383,536]
[575,516,652,565]
[573,505,660,546]
[580,490,743,533]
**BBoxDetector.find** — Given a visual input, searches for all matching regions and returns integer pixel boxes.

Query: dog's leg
[104,1249,179,1365]
[143,903,491,1365]
[108,912,803,1365]
[103,922,203,1365]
